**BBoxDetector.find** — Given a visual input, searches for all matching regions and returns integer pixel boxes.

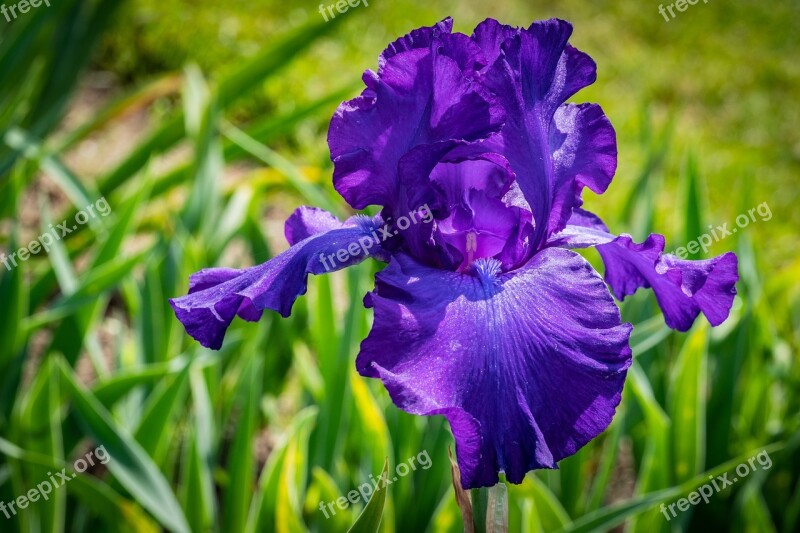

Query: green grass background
[0,0,798,532]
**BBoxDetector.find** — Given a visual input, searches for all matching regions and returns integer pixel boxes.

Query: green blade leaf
[18,357,64,533]
[348,458,389,533]
[181,366,218,532]
[561,441,787,533]
[247,407,318,533]
[668,324,708,484]
[0,437,157,530]
[222,357,263,533]
[133,361,191,463]
[55,358,190,533]
[96,14,348,197]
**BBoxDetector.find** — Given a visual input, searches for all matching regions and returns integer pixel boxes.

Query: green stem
[471,487,489,532]
[472,484,509,533]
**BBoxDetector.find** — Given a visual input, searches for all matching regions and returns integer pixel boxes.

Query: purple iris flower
[170,18,738,489]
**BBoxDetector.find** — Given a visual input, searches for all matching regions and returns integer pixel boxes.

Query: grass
[0,0,798,532]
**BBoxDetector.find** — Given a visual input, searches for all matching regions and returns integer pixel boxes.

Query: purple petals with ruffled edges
[598,235,738,331]
[548,103,617,233]
[328,18,505,211]
[548,208,739,331]
[357,249,632,488]
[170,209,384,349]
[472,19,602,249]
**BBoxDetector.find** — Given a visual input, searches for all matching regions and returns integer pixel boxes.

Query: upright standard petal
[357,249,632,488]
[170,212,384,350]
[548,103,617,233]
[470,18,520,65]
[548,209,739,331]
[378,18,455,71]
[474,19,607,249]
[328,20,504,210]
[378,17,486,76]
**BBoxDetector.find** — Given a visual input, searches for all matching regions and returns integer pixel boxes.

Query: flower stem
[471,484,508,533]
[471,487,489,532]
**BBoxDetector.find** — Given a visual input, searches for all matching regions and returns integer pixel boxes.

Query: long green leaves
[348,459,389,533]
[56,358,191,533]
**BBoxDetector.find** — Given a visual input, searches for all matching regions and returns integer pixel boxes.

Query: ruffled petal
[171,214,384,349]
[598,235,738,330]
[470,18,519,65]
[284,206,345,245]
[476,19,599,248]
[329,21,504,210]
[357,249,632,488]
[548,209,739,331]
[379,17,486,76]
[378,18,454,70]
[186,268,263,323]
[547,104,617,233]
[545,207,613,249]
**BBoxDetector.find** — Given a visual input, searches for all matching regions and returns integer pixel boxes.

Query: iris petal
[473,19,601,249]
[421,154,533,270]
[379,17,486,76]
[548,104,617,233]
[549,209,739,331]
[357,249,632,488]
[185,268,263,324]
[329,20,504,211]
[170,212,383,349]
[470,18,520,65]
[378,18,454,71]
[599,235,738,330]
[284,205,345,245]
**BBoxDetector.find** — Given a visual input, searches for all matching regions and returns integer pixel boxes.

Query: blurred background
[0,0,798,531]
